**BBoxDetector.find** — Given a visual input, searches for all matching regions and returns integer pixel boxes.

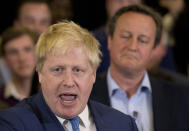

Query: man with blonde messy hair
[35,21,101,72]
[0,21,138,131]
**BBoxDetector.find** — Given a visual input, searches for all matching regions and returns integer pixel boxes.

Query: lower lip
[122,54,137,59]
[59,96,78,107]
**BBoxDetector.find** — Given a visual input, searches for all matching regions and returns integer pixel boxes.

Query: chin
[57,108,80,119]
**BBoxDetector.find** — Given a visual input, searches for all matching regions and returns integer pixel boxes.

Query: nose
[18,51,27,62]
[33,22,43,36]
[63,70,74,88]
[128,38,137,51]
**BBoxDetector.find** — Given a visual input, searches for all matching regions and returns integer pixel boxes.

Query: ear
[38,71,42,83]
[92,70,96,84]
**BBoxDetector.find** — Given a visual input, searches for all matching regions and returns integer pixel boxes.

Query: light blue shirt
[107,69,154,131]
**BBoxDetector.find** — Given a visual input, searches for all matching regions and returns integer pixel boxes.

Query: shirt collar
[107,68,121,97]
[140,72,152,92]
[4,80,23,100]
[107,69,151,97]
[56,105,91,128]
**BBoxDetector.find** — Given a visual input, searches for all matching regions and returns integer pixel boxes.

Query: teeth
[60,94,77,102]
[63,100,73,103]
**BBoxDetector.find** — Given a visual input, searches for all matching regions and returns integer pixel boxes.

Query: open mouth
[59,94,77,103]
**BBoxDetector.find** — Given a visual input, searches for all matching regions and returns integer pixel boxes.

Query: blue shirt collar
[107,68,152,97]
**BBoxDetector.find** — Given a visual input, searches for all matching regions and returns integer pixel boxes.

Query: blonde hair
[35,21,102,72]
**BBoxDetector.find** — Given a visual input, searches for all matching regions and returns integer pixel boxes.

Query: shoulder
[90,100,130,119]
[149,69,189,88]
[149,69,189,106]
[0,94,43,131]
[0,86,13,110]
[89,100,138,130]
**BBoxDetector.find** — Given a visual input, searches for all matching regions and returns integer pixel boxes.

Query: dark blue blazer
[90,71,189,131]
[0,92,138,131]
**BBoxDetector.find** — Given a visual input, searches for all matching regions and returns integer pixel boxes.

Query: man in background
[0,0,52,88]
[14,0,52,36]
[93,0,142,73]
[0,27,38,110]
[90,4,189,131]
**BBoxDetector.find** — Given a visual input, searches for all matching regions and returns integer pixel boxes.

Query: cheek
[41,77,57,99]
[6,59,19,69]
[6,57,17,65]
[28,53,35,61]
[141,49,153,63]
[40,74,63,94]
[30,57,36,66]
[79,76,95,95]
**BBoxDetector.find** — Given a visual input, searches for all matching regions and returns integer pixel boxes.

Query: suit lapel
[88,100,112,131]
[150,75,175,131]
[30,93,65,131]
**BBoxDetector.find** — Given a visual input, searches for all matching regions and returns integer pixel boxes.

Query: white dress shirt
[4,80,24,100]
[56,105,97,131]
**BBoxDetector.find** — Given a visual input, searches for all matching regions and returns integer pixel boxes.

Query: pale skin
[108,12,156,98]
[38,47,96,119]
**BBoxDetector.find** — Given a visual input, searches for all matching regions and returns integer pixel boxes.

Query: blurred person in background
[0,0,52,88]
[90,4,189,131]
[14,0,52,36]
[93,0,142,73]
[0,27,38,110]
[172,0,189,77]
[49,0,73,24]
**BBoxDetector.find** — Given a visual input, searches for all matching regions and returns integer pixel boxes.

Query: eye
[55,67,63,72]
[120,35,131,40]
[120,32,132,40]
[7,49,18,56]
[139,39,148,44]
[138,36,149,44]
[24,47,33,53]
[51,67,64,73]
[73,68,81,73]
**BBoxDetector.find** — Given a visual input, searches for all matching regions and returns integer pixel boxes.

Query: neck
[110,66,145,98]
[12,75,32,98]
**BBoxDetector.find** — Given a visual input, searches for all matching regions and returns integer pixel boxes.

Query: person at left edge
[0,21,138,131]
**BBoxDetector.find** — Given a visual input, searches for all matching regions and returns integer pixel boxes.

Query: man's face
[38,47,96,119]
[4,35,35,79]
[108,12,156,74]
[15,3,51,35]
[106,0,141,19]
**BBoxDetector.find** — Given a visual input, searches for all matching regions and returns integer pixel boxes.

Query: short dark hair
[0,27,38,56]
[16,0,50,19]
[108,4,162,47]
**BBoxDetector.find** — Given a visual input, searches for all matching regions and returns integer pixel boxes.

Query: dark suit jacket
[90,71,189,131]
[0,92,138,131]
